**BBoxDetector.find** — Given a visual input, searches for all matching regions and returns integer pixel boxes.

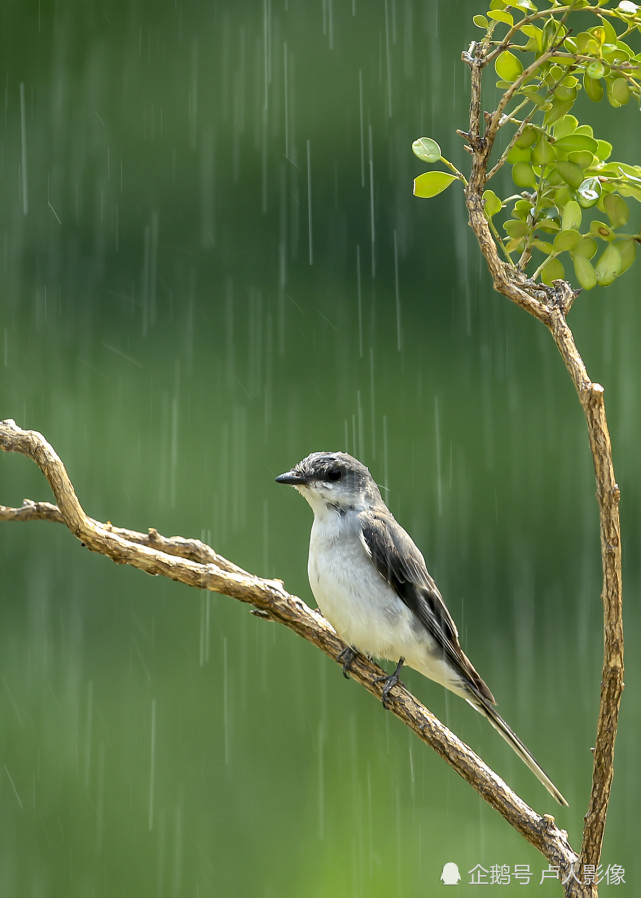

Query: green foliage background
[1,1,640,895]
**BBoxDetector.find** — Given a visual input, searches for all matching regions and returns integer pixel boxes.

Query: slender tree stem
[463,34,624,897]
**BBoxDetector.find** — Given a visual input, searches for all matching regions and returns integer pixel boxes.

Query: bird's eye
[326,467,342,482]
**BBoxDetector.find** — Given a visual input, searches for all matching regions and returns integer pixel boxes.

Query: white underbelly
[308,524,466,697]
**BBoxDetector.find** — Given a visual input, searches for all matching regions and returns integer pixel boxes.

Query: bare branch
[0,417,578,876]
[463,32,625,894]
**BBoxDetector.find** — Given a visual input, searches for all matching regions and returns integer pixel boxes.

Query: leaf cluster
[413,0,641,291]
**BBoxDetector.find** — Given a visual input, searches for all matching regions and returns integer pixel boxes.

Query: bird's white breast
[308,509,417,661]
[307,506,468,695]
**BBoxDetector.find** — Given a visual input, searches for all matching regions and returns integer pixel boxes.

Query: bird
[275,450,567,806]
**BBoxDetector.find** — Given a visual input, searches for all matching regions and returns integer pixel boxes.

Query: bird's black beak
[275,468,308,485]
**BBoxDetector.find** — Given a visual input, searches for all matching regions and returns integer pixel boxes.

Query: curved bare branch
[0,417,578,874]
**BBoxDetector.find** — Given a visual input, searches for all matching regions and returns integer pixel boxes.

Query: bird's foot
[374,657,405,709]
[337,646,358,679]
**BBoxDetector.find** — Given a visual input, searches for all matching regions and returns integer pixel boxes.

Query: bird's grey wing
[359,510,495,705]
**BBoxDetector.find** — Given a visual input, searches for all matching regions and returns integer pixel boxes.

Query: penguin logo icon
[441,862,461,885]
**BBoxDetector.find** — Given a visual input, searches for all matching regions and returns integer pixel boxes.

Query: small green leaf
[495,50,523,82]
[554,229,582,252]
[483,189,503,218]
[595,140,613,161]
[513,199,533,220]
[507,145,533,164]
[412,137,442,163]
[608,77,631,107]
[590,219,614,240]
[561,200,582,231]
[413,171,458,198]
[618,238,636,274]
[532,238,554,254]
[504,219,530,238]
[553,115,579,139]
[584,73,604,102]
[544,98,576,126]
[505,237,526,254]
[572,255,597,289]
[521,24,542,51]
[532,135,556,165]
[512,161,537,188]
[541,257,565,285]
[574,236,598,260]
[516,126,538,149]
[568,150,595,170]
[577,177,602,207]
[603,194,630,227]
[587,61,606,79]
[553,134,599,155]
[595,243,623,285]
[554,162,585,189]
[473,14,489,27]
[554,83,578,102]
[487,9,513,24]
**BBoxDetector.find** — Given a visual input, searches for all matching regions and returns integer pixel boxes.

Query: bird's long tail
[468,695,568,807]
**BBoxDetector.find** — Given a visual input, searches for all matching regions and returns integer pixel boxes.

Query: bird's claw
[337,646,357,679]
[374,657,405,709]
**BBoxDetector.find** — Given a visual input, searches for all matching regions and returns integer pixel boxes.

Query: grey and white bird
[275,450,567,806]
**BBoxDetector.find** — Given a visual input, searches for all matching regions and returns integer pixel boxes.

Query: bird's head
[275,451,381,514]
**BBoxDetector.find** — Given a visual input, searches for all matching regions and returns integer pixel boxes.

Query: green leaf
[618,238,637,274]
[544,98,576,126]
[572,255,597,289]
[587,61,606,79]
[569,150,596,169]
[554,229,582,252]
[513,199,533,220]
[532,135,556,165]
[495,51,523,82]
[561,200,582,231]
[595,140,613,161]
[577,177,602,207]
[595,243,623,285]
[554,162,585,189]
[603,194,630,227]
[511,161,537,188]
[521,24,543,51]
[483,189,503,218]
[412,137,442,163]
[413,171,458,198]
[584,73,605,102]
[504,219,530,238]
[590,220,614,240]
[507,144,533,164]
[574,236,598,260]
[598,16,618,45]
[473,14,489,27]
[553,115,579,139]
[553,134,599,155]
[541,257,565,285]
[505,237,526,254]
[607,77,631,107]
[532,238,554,254]
[487,9,513,24]
[516,126,538,149]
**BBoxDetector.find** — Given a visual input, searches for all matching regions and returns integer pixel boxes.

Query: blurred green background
[1,1,639,895]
